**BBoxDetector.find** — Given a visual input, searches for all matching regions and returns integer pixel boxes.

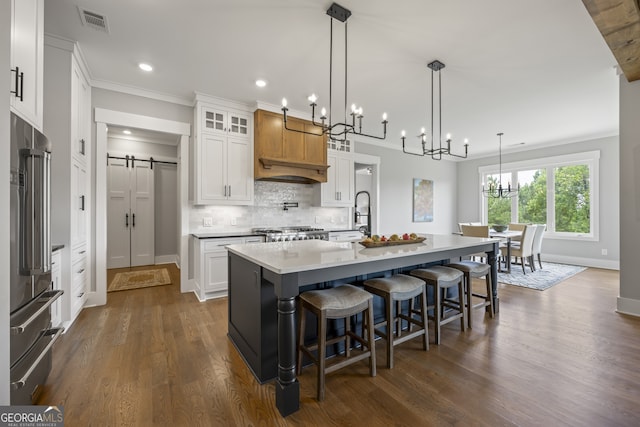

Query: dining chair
[531,224,546,270]
[510,225,537,274]
[508,223,529,242]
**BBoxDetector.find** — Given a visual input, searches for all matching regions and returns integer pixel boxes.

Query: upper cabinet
[10,0,44,130]
[314,150,355,207]
[254,109,328,183]
[193,96,254,205]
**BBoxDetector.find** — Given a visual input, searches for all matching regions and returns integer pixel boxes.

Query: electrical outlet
[231,218,237,226]
[601,249,608,256]
[203,217,213,227]
[330,217,335,223]
[315,216,321,224]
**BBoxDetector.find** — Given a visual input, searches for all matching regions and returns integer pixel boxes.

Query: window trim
[478,150,600,241]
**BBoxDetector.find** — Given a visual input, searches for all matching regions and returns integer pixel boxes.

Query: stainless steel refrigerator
[9,112,64,404]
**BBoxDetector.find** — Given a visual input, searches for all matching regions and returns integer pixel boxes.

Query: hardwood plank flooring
[37,266,640,426]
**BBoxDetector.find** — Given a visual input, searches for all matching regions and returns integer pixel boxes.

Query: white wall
[154,163,178,257]
[354,142,458,235]
[1,0,11,404]
[619,77,640,316]
[457,136,620,268]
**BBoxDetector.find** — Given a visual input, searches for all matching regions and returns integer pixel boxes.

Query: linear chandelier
[281,3,387,143]
[482,133,519,198]
[401,60,468,160]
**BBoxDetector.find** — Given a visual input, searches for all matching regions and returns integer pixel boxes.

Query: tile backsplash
[190,181,351,232]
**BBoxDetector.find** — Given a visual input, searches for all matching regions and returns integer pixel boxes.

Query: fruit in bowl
[402,233,410,240]
[492,224,508,232]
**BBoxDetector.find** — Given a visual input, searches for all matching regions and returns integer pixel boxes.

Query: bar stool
[447,261,495,329]
[410,266,466,345]
[363,274,429,368]
[297,284,376,401]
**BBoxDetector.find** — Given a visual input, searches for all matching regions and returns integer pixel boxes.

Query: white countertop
[226,234,496,274]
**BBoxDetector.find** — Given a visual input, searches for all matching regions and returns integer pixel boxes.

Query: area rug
[498,262,587,291]
[108,268,171,292]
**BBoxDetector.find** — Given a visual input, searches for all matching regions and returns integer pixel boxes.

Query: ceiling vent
[77,7,110,33]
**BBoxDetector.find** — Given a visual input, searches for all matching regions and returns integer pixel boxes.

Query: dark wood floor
[38,266,640,426]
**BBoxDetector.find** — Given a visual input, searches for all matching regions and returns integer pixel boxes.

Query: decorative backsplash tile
[190,181,351,232]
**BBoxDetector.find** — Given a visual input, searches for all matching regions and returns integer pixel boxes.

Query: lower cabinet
[70,244,87,319]
[51,250,62,328]
[193,235,264,301]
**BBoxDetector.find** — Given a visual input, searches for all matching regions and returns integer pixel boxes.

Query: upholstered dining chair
[508,223,529,242]
[510,225,537,274]
[531,224,546,270]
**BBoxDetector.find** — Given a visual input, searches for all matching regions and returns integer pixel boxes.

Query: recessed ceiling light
[123,130,132,135]
[255,79,267,88]
[138,63,153,72]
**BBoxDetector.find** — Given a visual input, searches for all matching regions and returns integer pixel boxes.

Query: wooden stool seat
[364,274,429,368]
[297,284,376,401]
[447,261,495,329]
[410,266,466,345]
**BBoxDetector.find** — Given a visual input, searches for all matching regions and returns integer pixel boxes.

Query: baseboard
[542,254,619,270]
[616,296,640,317]
[155,254,179,266]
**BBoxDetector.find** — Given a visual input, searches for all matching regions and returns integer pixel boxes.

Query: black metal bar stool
[296,284,376,401]
[363,274,429,368]
[447,261,495,329]
[410,266,466,345]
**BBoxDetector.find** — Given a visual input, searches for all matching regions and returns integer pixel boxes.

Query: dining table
[490,230,522,273]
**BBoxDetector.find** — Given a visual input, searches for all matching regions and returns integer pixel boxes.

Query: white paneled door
[107,157,154,268]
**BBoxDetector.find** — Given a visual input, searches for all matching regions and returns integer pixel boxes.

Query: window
[479,151,599,241]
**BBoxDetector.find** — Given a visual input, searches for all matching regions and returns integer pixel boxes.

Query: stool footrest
[324,350,372,375]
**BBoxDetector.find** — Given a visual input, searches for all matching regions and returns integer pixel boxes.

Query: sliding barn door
[107,158,131,268]
[130,161,154,266]
[107,158,155,268]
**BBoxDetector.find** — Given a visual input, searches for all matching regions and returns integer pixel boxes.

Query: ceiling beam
[581,0,640,81]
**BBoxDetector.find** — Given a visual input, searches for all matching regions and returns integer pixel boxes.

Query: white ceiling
[44,0,619,156]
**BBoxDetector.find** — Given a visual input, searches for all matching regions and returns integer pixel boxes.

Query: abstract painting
[413,178,433,222]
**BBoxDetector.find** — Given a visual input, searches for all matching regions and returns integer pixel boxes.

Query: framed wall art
[413,178,433,222]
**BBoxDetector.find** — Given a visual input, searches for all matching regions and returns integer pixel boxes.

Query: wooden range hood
[254,109,329,184]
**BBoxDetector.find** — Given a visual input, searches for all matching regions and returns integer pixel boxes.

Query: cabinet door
[254,110,284,159]
[336,154,355,205]
[130,161,155,267]
[198,134,227,202]
[227,137,251,202]
[202,107,227,134]
[228,111,250,137]
[71,61,88,163]
[323,153,339,204]
[71,160,87,245]
[283,117,305,162]
[204,251,229,293]
[10,0,43,129]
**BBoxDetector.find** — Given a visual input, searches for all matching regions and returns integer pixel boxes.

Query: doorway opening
[353,152,380,235]
[94,109,190,307]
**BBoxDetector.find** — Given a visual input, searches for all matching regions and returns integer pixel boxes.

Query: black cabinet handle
[80,195,85,211]
[80,139,85,155]
[132,213,135,227]
[125,213,129,227]
[11,67,24,101]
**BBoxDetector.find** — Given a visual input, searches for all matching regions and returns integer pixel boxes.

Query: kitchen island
[226,235,499,417]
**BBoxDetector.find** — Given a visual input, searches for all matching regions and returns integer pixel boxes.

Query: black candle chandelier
[281,3,388,143]
[401,60,468,160]
[482,133,519,198]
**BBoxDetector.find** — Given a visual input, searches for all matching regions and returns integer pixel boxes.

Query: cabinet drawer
[203,238,244,251]
[71,243,87,263]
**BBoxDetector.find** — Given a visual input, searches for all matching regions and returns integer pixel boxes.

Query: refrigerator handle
[21,148,51,274]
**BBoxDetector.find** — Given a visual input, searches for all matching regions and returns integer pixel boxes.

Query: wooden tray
[359,237,425,248]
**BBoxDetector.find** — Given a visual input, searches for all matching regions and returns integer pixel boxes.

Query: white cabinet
[70,160,87,247]
[194,97,254,205]
[315,151,355,207]
[10,0,44,130]
[45,38,92,330]
[51,249,62,328]
[193,235,264,301]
